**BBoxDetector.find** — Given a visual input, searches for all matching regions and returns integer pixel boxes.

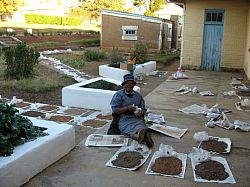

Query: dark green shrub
[82,80,122,91]
[84,49,106,61]
[3,43,39,80]
[109,47,123,66]
[0,102,48,156]
[131,41,148,64]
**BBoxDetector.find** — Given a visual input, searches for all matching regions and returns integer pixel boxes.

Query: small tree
[0,0,21,15]
[131,41,148,64]
[3,43,39,80]
[109,47,123,67]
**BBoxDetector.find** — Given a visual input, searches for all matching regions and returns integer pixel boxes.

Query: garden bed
[0,118,75,187]
[62,77,140,110]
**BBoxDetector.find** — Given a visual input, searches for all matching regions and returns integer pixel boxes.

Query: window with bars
[122,26,138,40]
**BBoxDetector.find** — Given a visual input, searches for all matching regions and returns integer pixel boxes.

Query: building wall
[243,5,250,79]
[183,0,249,69]
[101,14,161,51]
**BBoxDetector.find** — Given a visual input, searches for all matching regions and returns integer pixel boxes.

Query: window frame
[122,26,138,41]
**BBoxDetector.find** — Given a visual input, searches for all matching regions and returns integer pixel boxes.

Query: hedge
[24,14,83,26]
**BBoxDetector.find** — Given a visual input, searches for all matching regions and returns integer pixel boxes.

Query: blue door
[201,10,224,71]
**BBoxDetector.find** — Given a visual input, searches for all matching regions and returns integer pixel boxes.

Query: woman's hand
[127,104,136,112]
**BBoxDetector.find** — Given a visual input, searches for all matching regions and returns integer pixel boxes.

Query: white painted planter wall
[0,118,75,187]
[99,61,157,81]
[62,77,140,110]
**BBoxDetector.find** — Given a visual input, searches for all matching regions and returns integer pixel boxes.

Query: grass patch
[84,49,107,61]
[147,52,180,65]
[49,54,85,69]
[0,63,75,93]
[30,39,100,49]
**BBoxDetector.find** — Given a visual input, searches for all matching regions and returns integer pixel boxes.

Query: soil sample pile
[112,151,143,168]
[63,108,87,116]
[15,102,31,108]
[48,115,73,123]
[81,119,107,128]
[195,160,229,180]
[96,114,113,120]
[239,103,250,110]
[200,139,227,153]
[151,156,182,175]
[21,111,46,118]
[38,105,59,112]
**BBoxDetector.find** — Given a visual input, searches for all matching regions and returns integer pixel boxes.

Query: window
[122,26,138,40]
[167,24,172,41]
[205,11,224,23]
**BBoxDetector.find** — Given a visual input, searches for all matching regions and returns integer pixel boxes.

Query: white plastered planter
[0,118,75,187]
[99,61,156,81]
[62,77,140,110]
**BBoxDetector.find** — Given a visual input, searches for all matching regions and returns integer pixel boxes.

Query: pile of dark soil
[21,111,46,118]
[15,102,31,108]
[81,119,107,128]
[48,115,73,123]
[200,139,228,153]
[81,80,122,91]
[151,156,182,175]
[239,103,250,110]
[111,151,143,168]
[195,160,229,180]
[96,114,113,120]
[37,105,59,111]
[63,108,88,115]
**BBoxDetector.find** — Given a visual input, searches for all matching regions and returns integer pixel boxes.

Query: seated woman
[110,74,154,147]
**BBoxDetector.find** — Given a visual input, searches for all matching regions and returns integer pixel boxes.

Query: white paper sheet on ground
[148,123,188,139]
[198,136,232,154]
[146,113,165,123]
[172,72,189,79]
[85,134,128,147]
[145,145,187,178]
[191,156,236,184]
[234,120,250,132]
[179,104,208,114]
[235,102,250,111]
[223,91,237,96]
[105,143,152,171]
[199,91,214,96]
[209,113,234,130]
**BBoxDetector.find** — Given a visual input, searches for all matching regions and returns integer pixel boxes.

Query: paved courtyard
[23,70,250,187]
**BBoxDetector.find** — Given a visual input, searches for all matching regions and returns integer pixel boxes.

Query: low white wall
[62,77,140,110]
[99,61,156,81]
[99,65,129,82]
[0,118,75,187]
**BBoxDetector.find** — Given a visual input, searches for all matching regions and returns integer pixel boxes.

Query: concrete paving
[23,70,250,187]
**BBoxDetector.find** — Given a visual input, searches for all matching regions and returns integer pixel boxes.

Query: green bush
[84,49,107,61]
[3,43,39,80]
[0,102,48,156]
[108,47,123,66]
[131,41,148,64]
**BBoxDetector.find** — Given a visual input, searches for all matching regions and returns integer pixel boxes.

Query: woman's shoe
[137,128,147,144]
[145,131,154,148]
